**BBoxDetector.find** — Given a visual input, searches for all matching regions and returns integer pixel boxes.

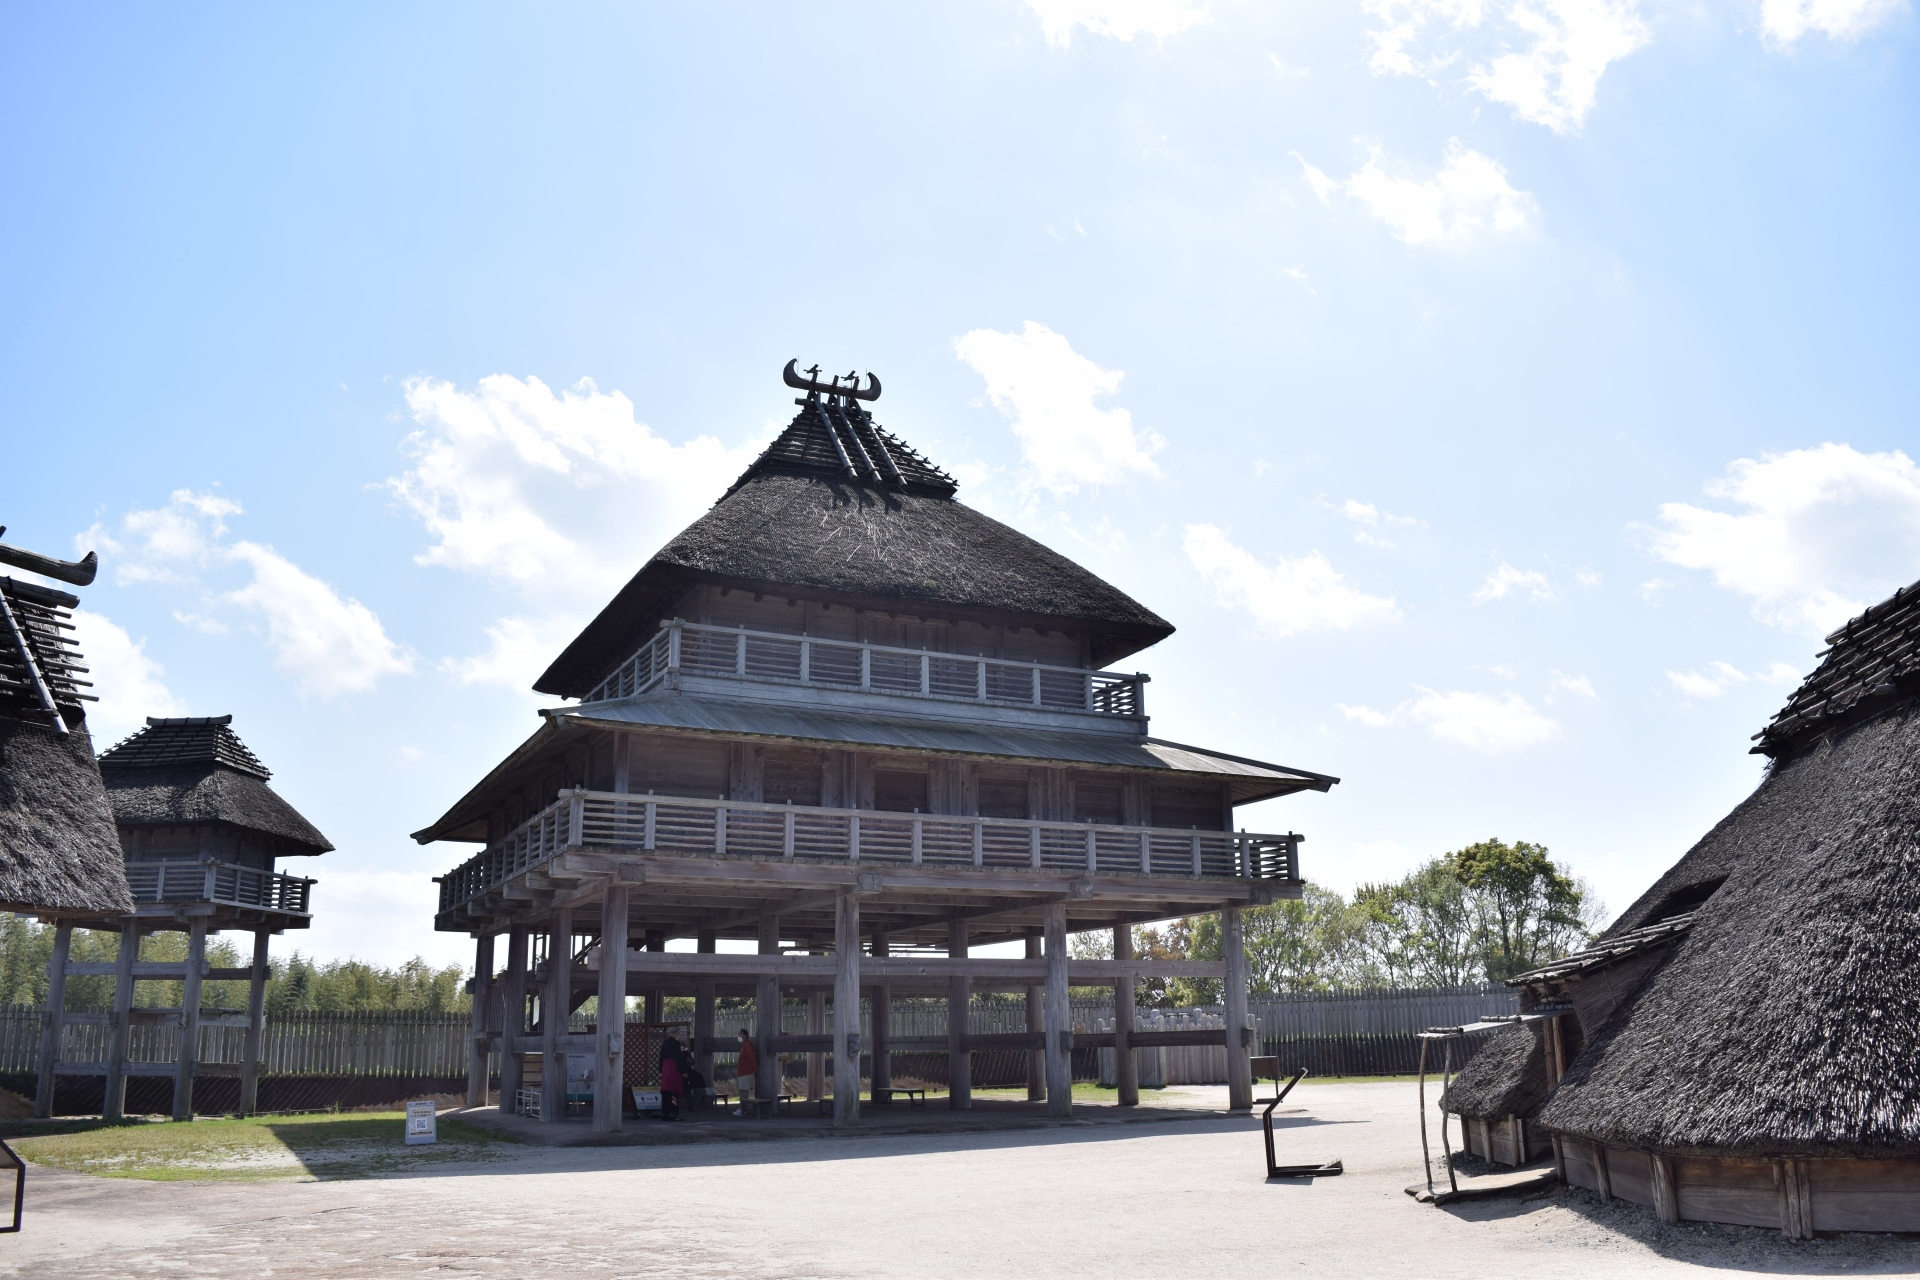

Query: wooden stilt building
[418,362,1337,1130]
[1443,575,1920,1235]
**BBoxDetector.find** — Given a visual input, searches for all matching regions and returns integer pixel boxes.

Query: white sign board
[631,1087,662,1113]
[405,1099,437,1146]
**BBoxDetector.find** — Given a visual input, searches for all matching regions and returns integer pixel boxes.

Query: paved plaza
[11,1083,1920,1279]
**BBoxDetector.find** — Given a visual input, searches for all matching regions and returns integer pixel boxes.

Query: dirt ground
[9,1082,1920,1279]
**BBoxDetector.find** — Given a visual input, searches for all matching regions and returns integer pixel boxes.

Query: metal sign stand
[1263,1068,1343,1179]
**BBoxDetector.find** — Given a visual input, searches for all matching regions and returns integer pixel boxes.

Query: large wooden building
[1445,575,1920,1236]
[419,363,1336,1129]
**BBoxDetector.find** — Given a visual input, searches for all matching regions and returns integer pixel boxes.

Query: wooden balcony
[434,788,1301,917]
[583,619,1148,724]
[123,859,314,919]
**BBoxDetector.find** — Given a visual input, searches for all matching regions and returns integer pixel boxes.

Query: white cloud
[1642,444,1920,636]
[1575,568,1603,588]
[1298,142,1536,246]
[1341,686,1560,752]
[1473,561,1556,602]
[1639,577,1673,601]
[1762,0,1906,43]
[1666,660,1801,700]
[1365,0,1649,134]
[85,491,414,699]
[1548,669,1598,700]
[70,612,186,745]
[955,322,1163,495]
[1340,499,1423,548]
[1025,0,1208,46]
[1184,525,1401,636]
[390,374,763,688]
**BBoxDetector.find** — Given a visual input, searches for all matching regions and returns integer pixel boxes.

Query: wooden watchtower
[37,715,330,1119]
[417,362,1338,1130]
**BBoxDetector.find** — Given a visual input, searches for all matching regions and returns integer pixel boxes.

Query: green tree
[1448,838,1590,980]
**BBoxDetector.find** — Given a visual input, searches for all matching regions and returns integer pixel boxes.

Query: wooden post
[833,893,861,1127]
[466,933,494,1109]
[1025,932,1045,1102]
[1113,922,1138,1107]
[694,930,715,1088]
[499,926,528,1113]
[756,916,781,1109]
[33,922,72,1119]
[173,920,207,1121]
[541,907,572,1123]
[1594,1141,1613,1202]
[240,930,271,1114]
[871,931,892,1098]
[594,886,629,1132]
[1223,906,1253,1112]
[1652,1153,1680,1223]
[947,919,971,1109]
[1043,903,1071,1118]
[103,920,138,1121]
[644,931,665,1026]
[806,989,826,1101]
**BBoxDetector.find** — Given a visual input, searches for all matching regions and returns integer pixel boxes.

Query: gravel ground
[9,1082,1920,1279]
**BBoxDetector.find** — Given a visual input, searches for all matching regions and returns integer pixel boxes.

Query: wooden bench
[731,1092,795,1117]
[872,1086,926,1107]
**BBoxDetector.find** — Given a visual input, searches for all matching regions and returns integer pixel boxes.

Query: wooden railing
[123,859,314,916]
[435,789,1301,913]
[584,619,1147,719]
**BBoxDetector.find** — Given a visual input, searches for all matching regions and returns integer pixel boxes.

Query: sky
[3,0,1916,969]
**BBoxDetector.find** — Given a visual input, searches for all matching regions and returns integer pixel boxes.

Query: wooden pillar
[103,920,138,1121]
[806,989,826,1101]
[871,931,892,1096]
[755,916,781,1106]
[1025,932,1045,1102]
[499,926,528,1113]
[694,930,715,1086]
[594,886,629,1133]
[540,908,572,1123]
[832,893,861,1127]
[1223,906,1253,1112]
[240,930,271,1115]
[465,933,494,1109]
[172,920,207,1121]
[1043,903,1071,1118]
[1113,922,1138,1107]
[644,930,665,1025]
[33,922,72,1119]
[1652,1153,1680,1224]
[947,919,971,1108]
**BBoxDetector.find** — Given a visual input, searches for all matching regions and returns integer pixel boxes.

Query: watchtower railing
[584,619,1147,719]
[435,789,1301,914]
[123,859,314,916]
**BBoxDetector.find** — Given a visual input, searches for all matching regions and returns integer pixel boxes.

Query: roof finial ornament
[783,358,881,402]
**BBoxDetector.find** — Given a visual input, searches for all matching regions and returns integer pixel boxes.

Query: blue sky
[4,1,1916,968]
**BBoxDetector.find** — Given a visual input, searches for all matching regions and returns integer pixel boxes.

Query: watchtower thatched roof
[1533,574,1920,1158]
[535,374,1175,698]
[99,716,333,857]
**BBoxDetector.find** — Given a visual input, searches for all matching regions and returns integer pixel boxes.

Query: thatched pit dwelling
[1443,576,1920,1236]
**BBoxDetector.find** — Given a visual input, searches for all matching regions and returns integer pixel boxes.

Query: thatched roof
[0,718,133,918]
[99,716,332,857]
[1752,577,1920,758]
[1537,657,1920,1156]
[0,576,91,731]
[1440,1024,1551,1121]
[535,391,1175,698]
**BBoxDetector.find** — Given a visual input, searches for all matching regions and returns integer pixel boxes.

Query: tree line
[1075,838,1603,1004]
[0,915,469,1014]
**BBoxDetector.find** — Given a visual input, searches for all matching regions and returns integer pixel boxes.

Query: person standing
[733,1027,757,1116]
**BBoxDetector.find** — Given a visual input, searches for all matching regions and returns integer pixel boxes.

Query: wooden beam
[1223,906,1252,1112]
[541,908,572,1123]
[833,893,860,1127]
[102,922,138,1122]
[1044,903,1070,1118]
[593,888,628,1132]
[1113,922,1137,1107]
[34,922,71,1119]
[693,930,715,1086]
[948,919,970,1110]
[1025,932,1044,1103]
[871,931,892,1096]
[755,915,780,1108]
[173,921,207,1121]
[499,926,528,1113]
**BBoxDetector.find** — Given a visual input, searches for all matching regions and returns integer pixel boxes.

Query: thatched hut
[0,563,132,920]
[1445,576,1920,1236]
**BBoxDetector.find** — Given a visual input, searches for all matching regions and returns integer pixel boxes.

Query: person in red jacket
[733,1027,757,1116]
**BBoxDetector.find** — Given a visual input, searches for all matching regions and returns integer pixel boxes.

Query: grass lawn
[0,1111,520,1183]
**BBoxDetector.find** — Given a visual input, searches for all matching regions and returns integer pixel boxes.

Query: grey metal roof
[557,696,1336,794]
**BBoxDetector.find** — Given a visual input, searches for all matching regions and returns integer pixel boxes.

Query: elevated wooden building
[36,714,330,1119]
[419,363,1336,1130]
[1444,575,1920,1235]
